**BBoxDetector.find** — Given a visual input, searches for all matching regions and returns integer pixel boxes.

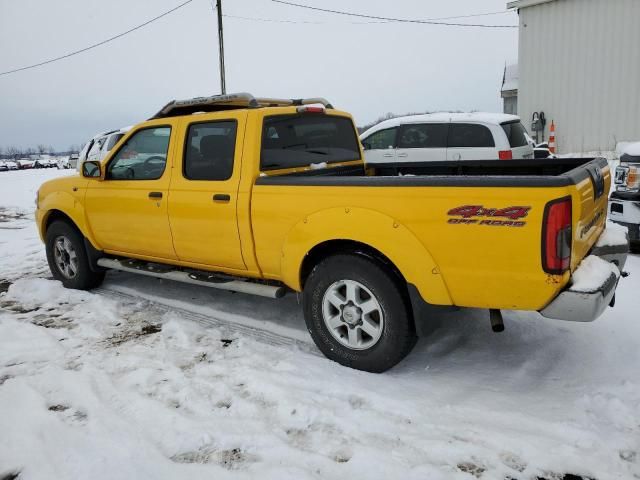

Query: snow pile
[570,255,620,293]
[309,162,328,170]
[595,222,629,248]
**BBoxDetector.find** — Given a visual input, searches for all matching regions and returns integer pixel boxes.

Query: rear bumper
[609,197,640,242]
[539,270,618,322]
[539,236,628,323]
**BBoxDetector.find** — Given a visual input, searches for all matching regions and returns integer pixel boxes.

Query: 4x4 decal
[447,205,531,227]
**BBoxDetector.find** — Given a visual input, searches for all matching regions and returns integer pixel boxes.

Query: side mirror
[82,160,102,178]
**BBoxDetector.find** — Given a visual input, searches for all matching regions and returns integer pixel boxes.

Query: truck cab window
[184,121,237,181]
[107,127,171,180]
[261,115,360,170]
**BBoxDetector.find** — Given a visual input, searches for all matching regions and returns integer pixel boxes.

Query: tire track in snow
[93,287,321,356]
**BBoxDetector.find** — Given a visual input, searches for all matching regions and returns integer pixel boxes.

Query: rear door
[395,123,449,162]
[501,121,534,159]
[168,112,247,270]
[447,123,496,161]
[361,127,398,164]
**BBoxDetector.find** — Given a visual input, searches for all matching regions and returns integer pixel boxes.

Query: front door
[84,124,177,260]
[168,112,247,270]
[361,127,398,164]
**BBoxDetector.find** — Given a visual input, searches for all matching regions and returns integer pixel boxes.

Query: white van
[360,113,534,163]
[77,126,132,172]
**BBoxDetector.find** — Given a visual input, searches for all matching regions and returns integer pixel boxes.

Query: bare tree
[37,144,48,155]
[6,146,21,159]
[26,147,36,156]
[0,146,4,157]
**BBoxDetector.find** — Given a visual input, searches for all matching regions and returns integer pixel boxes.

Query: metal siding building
[509,0,640,153]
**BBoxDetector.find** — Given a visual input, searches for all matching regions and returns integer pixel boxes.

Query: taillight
[498,150,513,160]
[627,166,639,190]
[296,105,325,114]
[542,196,572,274]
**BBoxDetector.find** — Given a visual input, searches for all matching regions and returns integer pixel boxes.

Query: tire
[45,220,105,290]
[303,254,416,373]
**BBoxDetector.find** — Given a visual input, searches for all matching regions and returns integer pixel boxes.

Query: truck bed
[256,157,608,188]
[252,156,610,311]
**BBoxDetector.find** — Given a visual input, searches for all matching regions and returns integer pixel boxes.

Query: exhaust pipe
[489,309,504,332]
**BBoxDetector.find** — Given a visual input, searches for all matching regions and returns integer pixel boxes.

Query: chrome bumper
[539,238,628,323]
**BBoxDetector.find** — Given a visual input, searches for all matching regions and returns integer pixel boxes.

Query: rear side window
[184,121,237,181]
[261,115,360,170]
[397,123,448,149]
[501,121,529,148]
[362,128,397,150]
[448,124,495,148]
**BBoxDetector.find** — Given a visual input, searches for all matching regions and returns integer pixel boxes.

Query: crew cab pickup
[36,93,628,372]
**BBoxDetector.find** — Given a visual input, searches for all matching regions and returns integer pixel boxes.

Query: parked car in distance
[4,160,19,170]
[36,93,627,373]
[17,158,35,169]
[65,154,80,170]
[77,126,131,172]
[360,113,534,164]
[0,161,8,172]
[34,157,57,168]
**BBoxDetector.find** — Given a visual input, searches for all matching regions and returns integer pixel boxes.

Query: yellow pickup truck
[36,93,628,372]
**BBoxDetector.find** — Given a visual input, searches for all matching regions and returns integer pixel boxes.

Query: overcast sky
[0,0,518,150]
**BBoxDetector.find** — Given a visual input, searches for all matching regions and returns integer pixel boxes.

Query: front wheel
[303,254,416,373]
[45,221,105,290]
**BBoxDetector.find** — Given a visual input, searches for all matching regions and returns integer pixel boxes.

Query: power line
[271,0,518,28]
[223,9,512,25]
[223,13,389,24]
[0,0,196,77]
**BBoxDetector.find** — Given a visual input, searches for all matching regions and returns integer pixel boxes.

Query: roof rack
[150,92,334,119]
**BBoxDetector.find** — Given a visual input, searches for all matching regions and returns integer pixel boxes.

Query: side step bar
[96,258,287,299]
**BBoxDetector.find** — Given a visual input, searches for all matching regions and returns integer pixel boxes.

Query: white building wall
[517,0,640,153]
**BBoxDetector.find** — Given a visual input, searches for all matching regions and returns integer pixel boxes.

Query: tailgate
[570,158,610,269]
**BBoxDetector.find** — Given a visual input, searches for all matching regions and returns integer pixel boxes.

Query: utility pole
[216,0,226,94]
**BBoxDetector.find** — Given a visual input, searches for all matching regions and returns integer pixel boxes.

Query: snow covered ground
[1,169,639,480]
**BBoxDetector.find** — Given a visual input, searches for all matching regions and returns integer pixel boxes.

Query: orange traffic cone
[549,121,556,154]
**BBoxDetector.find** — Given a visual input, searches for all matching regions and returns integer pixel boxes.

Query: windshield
[261,114,360,171]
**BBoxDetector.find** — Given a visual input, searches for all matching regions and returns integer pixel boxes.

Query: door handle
[397,153,408,158]
[213,193,231,202]
[148,192,163,199]
[383,153,394,157]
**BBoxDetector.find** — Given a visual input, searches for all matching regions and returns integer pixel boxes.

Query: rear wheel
[45,221,105,290]
[303,254,416,373]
